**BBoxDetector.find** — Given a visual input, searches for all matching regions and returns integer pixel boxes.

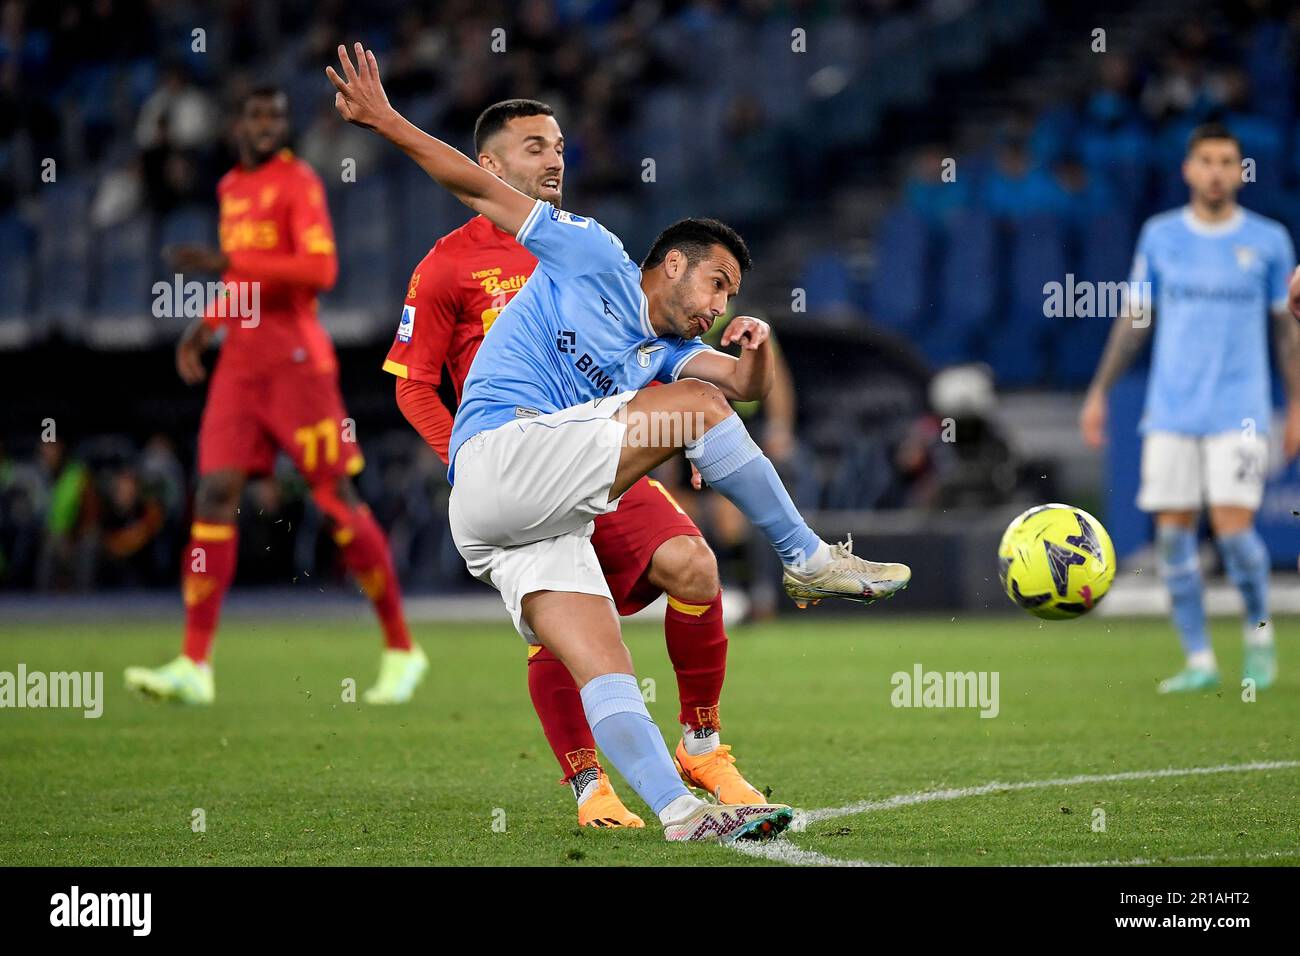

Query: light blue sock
[1218,528,1270,628]
[686,413,820,567]
[1156,525,1211,660]
[579,673,690,816]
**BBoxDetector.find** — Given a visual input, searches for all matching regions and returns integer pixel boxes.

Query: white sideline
[734,759,1300,867]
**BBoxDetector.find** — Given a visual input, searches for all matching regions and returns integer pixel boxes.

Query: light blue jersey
[1132,206,1294,435]
[447,199,712,481]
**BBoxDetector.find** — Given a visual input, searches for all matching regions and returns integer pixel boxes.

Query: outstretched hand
[720,316,769,351]
[326,42,395,132]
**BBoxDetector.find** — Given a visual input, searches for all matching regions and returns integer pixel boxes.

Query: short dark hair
[474,98,555,155]
[1186,122,1240,156]
[641,218,753,273]
[242,85,287,112]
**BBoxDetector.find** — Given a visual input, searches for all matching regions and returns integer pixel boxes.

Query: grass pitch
[1,612,1298,866]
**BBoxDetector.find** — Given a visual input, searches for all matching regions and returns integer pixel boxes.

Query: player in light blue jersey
[1081,123,1300,694]
[329,44,909,842]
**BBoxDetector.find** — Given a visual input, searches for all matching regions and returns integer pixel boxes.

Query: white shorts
[1137,430,1269,512]
[447,391,638,642]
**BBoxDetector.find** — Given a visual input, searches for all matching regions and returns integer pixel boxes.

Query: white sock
[796,540,832,575]
[570,767,600,806]
[1245,621,1275,649]
[658,793,705,826]
[1187,649,1217,672]
[682,722,720,757]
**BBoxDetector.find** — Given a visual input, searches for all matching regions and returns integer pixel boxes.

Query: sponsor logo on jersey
[549,207,589,228]
[575,351,619,395]
[397,304,415,343]
[481,272,528,297]
[600,295,622,323]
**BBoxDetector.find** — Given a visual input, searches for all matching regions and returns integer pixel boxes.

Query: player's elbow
[313,255,339,292]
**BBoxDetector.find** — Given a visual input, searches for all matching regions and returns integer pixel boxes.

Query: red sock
[333,507,412,651]
[526,645,600,783]
[181,522,239,663]
[664,592,728,732]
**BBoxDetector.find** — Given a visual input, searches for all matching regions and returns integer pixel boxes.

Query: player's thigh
[264,369,365,484]
[457,525,619,651]
[449,393,635,548]
[613,379,733,499]
[1137,432,1202,513]
[522,590,631,686]
[197,365,276,479]
[1203,431,1268,517]
[591,476,711,612]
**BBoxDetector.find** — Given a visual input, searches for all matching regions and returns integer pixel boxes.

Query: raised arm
[326,43,535,235]
[1079,299,1154,448]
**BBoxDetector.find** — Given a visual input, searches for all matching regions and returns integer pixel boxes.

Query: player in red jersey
[125,88,425,706]
[387,99,765,827]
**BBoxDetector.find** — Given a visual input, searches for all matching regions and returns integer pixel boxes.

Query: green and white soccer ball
[997,504,1116,620]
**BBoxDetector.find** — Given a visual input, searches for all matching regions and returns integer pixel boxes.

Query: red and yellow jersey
[209,150,339,375]
[383,214,536,398]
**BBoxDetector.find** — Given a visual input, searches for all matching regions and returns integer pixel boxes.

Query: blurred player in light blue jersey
[329,44,909,842]
[1081,123,1300,694]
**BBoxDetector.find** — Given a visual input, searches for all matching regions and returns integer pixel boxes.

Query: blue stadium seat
[159,205,216,249]
[92,216,154,316]
[802,252,855,314]
[926,208,997,367]
[36,178,93,321]
[333,177,394,308]
[0,215,33,319]
[1054,211,1135,386]
[867,206,929,338]
[985,214,1067,386]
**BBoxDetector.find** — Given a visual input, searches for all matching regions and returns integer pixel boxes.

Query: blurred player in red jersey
[125,88,424,706]
[387,99,764,827]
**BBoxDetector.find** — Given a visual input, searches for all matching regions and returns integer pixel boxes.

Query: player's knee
[680,378,733,427]
[655,536,721,604]
[310,478,358,528]
[194,472,242,518]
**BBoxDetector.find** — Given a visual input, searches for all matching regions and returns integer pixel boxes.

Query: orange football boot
[674,741,766,804]
[576,770,645,829]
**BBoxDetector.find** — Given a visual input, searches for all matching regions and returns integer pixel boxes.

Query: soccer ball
[997,504,1116,619]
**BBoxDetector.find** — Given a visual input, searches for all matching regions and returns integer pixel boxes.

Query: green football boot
[362,644,428,704]
[1156,666,1220,695]
[1242,644,1277,690]
[124,655,214,704]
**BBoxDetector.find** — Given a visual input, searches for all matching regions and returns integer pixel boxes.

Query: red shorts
[591,477,702,615]
[197,358,364,482]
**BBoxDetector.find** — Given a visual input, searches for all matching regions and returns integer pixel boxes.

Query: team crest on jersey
[549,207,589,229]
[396,304,415,343]
[636,343,665,368]
[1234,245,1258,271]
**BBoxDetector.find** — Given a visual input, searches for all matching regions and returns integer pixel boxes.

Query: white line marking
[731,841,896,867]
[793,759,1300,830]
[737,759,1300,867]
